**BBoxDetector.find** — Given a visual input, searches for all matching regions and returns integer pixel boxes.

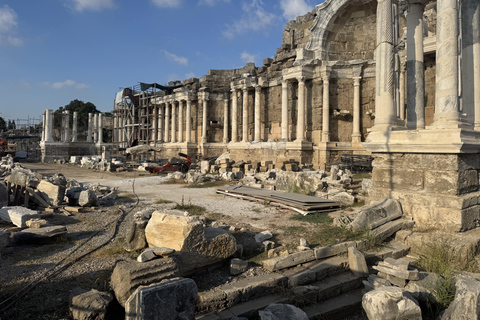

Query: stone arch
[307,0,377,59]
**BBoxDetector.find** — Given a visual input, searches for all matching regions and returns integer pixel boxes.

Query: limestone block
[373,265,419,281]
[111,257,182,307]
[371,220,414,243]
[362,179,373,194]
[348,247,368,277]
[124,220,148,252]
[145,212,236,272]
[137,247,175,263]
[0,206,40,228]
[349,199,403,231]
[69,288,113,320]
[373,168,424,191]
[259,303,308,320]
[201,161,210,174]
[362,286,422,320]
[13,225,67,244]
[230,258,248,275]
[255,230,273,243]
[78,190,97,207]
[37,180,66,206]
[404,272,442,304]
[314,241,357,260]
[7,168,40,188]
[26,218,47,228]
[125,277,198,320]
[261,250,315,272]
[441,275,480,320]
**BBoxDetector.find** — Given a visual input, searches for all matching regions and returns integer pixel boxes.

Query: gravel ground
[0,163,359,319]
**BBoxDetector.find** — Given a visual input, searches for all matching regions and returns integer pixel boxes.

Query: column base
[286,140,313,151]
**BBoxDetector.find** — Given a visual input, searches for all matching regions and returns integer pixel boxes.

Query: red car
[148,153,191,174]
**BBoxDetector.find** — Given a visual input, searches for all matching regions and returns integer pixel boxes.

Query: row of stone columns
[374,0,480,132]
[229,85,264,143]
[42,110,102,144]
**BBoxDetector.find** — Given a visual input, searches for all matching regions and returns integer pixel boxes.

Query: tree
[53,100,100,130]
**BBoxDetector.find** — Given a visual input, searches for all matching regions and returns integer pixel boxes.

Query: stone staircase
[195,241,410,319]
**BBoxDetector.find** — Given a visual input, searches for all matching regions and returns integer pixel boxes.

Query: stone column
[164,103,170,143]
[93,113,98,143]
[352,77,362,144]
[462,0,480,129]
[281,80,289,141]
[223,97,229,143]
[322,71,331,142]
[72,112,78,142]
[186,100,192,142]
[296,77,306,142]
[406,2,426,130]
[178,101,184,143]
[242,86,249,142]
[153,106,158,144]
[254,85,262,142]
[98,113,103,144]
[202,96,208,144]
[231,89,238,142]
[433,0,461,126]
[399,64,406,121]
[171,102,177,143]
[373,0,397,131]
[64,111,70,142]
[87,113,93,142]
[158,105,164,142]
[42,110,46,142]
[45,109,53,142]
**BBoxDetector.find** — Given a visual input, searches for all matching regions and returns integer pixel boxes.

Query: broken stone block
[144,211,237,272]
[255,230,273,243]
[26,218,47,228]
[259,303,308,320]
[125,277,198,320]
[69,288,113,320]
[137,247,175,263]
[124,220,148,252]
[230,258,248,275]
[78,190,97,207]
[0,182,7,208]
[441,275,480,320]
[373,263,419,281]
[0,206,40,228]
[37,180,66,206]
[349,199,403,231]
[13,225,67,244]
[404,272,442,304]
[185,172,204,184]
[362,178,373,194]
[348,247,369,277]
[201,160,210,174]
[362,286,422,320]
[111,257,183,307]
[6,168,40,188]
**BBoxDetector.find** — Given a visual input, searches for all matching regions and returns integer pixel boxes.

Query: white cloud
[241,51,256,64]
[185,72,195,79]
[198,0,230,6]
[151,0,182,8]
[163,50,188,66]
[0,5,23,47]
[280,0,314,21]
[222,0,276,39]
[69,0,115,12]
[43,80,89,89]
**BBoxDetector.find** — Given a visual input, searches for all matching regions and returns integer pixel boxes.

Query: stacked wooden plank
[216,185,340,215]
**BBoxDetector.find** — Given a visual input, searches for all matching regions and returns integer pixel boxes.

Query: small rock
[259,303,308,320]
[230,258,248,275]
[137,247,176,262]
[255,230,273,243]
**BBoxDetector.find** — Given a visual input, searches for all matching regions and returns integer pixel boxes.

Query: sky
[0,0,322,124]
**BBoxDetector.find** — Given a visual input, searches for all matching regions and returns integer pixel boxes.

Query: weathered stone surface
[405,272,442,304]
[371,220,414,243]
[37,180,66,206]
[26,218,47,228]
[373,264,419,281]
[261,250,315,272]
[348,247,368,277]
[0,206,40,227]
[350,199,403,231]
[362,178,373,194]
[13,225,67,244]
[259,303,308,320]
[362,286,422,320]
[124,220,148,252]
[69,288,113,320]
[230,258,248,275]
[7,168,40,188]
[145,212,237,271]
[78,190,97,207]
[137,247,176,263]
[314,241,357,260]
[255,230,273,243]
[441,275,480,320]
[125,277,198,320]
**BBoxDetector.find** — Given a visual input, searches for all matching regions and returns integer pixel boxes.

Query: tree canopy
[0,117,6,131]
[53,99,100,129]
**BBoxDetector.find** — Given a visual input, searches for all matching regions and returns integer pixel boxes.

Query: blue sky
[0,0,320,123]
